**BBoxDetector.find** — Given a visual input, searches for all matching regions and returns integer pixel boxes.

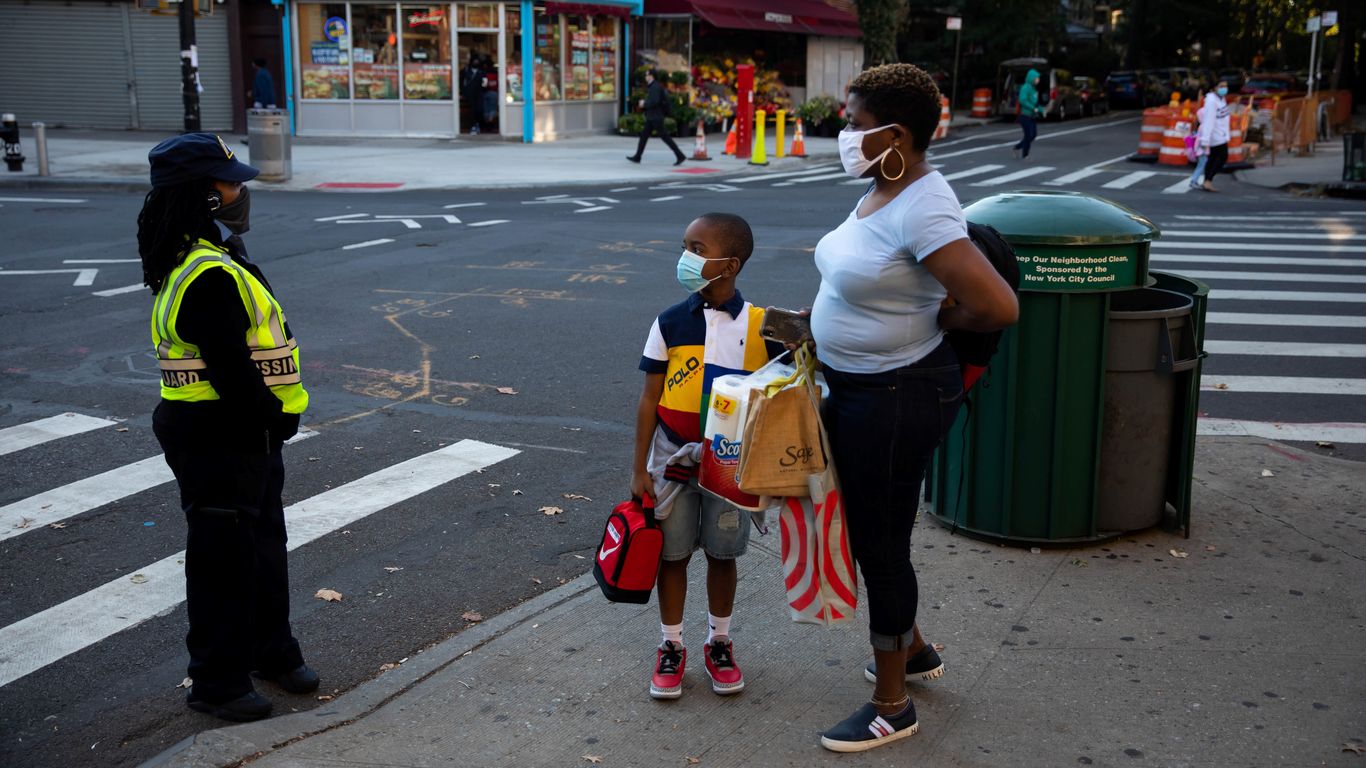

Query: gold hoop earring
[880,147,906,181]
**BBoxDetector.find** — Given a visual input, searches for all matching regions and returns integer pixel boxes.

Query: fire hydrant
[2,114,24,172]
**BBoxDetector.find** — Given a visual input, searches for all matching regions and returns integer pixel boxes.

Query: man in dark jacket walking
[628,69,686,165]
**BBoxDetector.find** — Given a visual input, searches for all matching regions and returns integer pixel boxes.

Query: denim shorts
[659,483,751,561]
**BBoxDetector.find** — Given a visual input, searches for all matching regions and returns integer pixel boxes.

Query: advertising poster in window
[565,17,590,101]
[403,6,453,100]
[592,18,617,101]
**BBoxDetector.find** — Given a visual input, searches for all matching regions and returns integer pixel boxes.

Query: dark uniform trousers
[160,439,304,703]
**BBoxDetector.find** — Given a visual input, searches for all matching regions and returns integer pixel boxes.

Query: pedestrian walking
[251,58,277,109]
[460,55,484,134]
[138,133,318,722]
[1013,68,1044,159]
[1197,81,1231,192]
[812,64,1018,752]
[627,69,686,166]
[632,213,781,700]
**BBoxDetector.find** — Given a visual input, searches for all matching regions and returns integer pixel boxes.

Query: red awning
[645,0,860,38]
[544,2,632,18]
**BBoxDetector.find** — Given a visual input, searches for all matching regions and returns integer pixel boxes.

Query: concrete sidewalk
[1238,141,1347,190]
[0,128,840,192]
[145,437,1366,768]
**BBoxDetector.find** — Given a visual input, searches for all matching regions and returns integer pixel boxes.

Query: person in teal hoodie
[1013,68,1044,159]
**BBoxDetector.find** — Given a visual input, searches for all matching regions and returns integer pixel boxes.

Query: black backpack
[946,221,1021,367]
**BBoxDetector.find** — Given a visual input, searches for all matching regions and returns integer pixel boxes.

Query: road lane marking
[941,164,1005,181]
[774,171,859,186]
[1152,241,1366,253]
[0,439,520,689]
[1206,312,1366,327]
[1205,341,1366,358]
[1174,213,1366,221]
[972,167,1055,186]
[1181,270,1366,284]
[342,239,395,250]
[609,187,636,192]
[0,197,87,204]
[0,414,117,456]
[1044,168,1105,186]
[63,259,139,264]
[1197,418,1366,444]
[1200,376,1366,395]
[727,165,841,183]
[1161,178,1196,194]
[1101,171,1158,189]
[442,202,486,209]
[574,206,612,213]
[1211,290,1366,302]
[650,195,683,202]
[93,283,144,297]
[1162,229,1366,242]
[467,220,511,227]
[0,268,99,286]
[927,122,1140,162]
[1152,254,1365,267]
[1,457,172,541]
[314,213,369,222]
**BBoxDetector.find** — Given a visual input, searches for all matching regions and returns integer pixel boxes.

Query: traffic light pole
[179,0,201,132]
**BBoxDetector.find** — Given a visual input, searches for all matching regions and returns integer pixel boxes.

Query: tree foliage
[857,0,906,66]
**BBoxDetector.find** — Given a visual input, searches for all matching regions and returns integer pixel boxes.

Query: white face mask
[838,124,895,178]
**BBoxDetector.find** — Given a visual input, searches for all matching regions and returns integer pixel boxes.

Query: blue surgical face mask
[1216,87,1228,96]
[676,249,729,293]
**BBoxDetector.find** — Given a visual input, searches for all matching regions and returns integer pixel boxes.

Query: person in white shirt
[1196,81,1232,192]
[809,63,1018,753]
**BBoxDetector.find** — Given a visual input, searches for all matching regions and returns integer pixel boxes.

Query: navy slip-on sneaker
[820,701,919,753]
[864,644,945,683]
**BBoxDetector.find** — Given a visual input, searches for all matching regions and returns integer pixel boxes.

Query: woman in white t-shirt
[810,64,1018,753]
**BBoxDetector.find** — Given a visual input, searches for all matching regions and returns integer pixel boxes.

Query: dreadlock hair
[848,63,942,154]
[137,181,220,293]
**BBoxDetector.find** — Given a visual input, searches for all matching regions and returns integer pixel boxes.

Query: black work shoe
[864,645,945,683]
[820,701,919,753]
[674,156,687,165]
[187,691,273,722]
[626,155,641,163]
[254,664,320,694]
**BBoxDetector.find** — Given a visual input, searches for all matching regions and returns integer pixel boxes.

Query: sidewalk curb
[139,573,600,768]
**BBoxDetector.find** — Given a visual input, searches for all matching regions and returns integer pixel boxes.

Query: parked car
[1145,66,1201,99]
[1075,76,1109,116]
[1104,70,1155,109]
[1241,73,1297,96]
[996,59,1083,120]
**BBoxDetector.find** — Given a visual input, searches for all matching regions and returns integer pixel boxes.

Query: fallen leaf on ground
[562,426,582,432]
[1071,559,1089,567]
[315,588,344,602]
[14,517,33,530]
[1205,545,1217,552]
[49,522,67,530]
[496,387,518,395]
[1316,441,1336,449]
[540,506,564,516]
[468,355,480,359]
[1260,469,1275,478]
[461,611,483,622]
[115,427,129,433]
[488,483,502,489]
[583,757,603,765]
[531,577,542,585]
[932,642,945,652]
[379,662,399,671]
[563,493,592,502]
[512,489,524,496]
[1169,549,1189,559]
[130,574,149,584]
[1343,743,1366,755]
[685,758,700,765]
[384,566,403,573]
[308,457,320,462]
[177,677,193,689]
[573,554,586,560]
[1213,382,1229,390]
[412,429,422,433]
[316,694,334,701]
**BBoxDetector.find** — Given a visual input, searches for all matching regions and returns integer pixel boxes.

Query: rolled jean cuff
[869,627,916,652]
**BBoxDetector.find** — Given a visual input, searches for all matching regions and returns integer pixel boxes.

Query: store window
[457,3,498,29]
[300,4,352,99]
[402,5,453,100]
[351,5,399,100]
[505,7,524,103]
[564,15,590,101]
[532,9,562,102]
[591,17,617,101]
[638,16,690,74]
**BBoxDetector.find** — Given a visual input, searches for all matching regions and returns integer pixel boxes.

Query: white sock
[707,613,731,645]
[661,622,683,648]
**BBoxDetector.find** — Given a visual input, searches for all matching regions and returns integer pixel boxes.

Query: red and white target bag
[778,416,857,627]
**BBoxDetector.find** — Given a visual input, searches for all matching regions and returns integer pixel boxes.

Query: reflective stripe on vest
[150,240,308,414]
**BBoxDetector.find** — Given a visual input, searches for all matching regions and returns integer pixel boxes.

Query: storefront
[289,0,640,139]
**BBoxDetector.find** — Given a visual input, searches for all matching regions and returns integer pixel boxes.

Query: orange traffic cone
[933,96,950,140]
[722,120,737,156]
[691,119,712,161]
[789,118,808,158]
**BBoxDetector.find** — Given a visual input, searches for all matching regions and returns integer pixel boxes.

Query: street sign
[946,16,962,30]
[1306,15,1321,32]
[1321,11,1337,25]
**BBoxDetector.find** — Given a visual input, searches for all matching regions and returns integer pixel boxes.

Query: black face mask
[213,185,251,235]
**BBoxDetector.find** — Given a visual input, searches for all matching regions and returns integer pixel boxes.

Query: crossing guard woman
[138,133,318,722]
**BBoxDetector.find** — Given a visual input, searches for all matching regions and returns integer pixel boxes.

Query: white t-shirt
[810,171,968,374]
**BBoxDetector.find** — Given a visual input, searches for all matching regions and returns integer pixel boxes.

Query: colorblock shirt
[640,291,780,445]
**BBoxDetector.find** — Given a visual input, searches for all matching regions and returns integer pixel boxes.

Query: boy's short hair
[696,213,754,267]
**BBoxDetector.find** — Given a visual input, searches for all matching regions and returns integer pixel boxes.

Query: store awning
[545,2,635,18]
[646,0,861,38]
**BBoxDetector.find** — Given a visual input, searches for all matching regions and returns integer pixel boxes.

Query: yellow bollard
[749,108,769,166]
[775,109,786,158]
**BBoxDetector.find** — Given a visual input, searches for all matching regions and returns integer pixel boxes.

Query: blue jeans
[1015,116,1038,157]
[1189,154,1208,186]
[823,341,963,651]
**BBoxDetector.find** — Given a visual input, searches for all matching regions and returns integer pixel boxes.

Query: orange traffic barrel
[970,89,992,119]
[1159,112,1192,166]
[1136,107,1168,158]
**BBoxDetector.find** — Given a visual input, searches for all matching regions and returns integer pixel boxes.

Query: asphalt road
[1,112,1362,768]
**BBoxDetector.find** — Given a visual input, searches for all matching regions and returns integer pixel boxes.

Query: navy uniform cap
[148,132,260,187]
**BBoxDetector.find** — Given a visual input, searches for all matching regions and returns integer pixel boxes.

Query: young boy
[631,212,781,700]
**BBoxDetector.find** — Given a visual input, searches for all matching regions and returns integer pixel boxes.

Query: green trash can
[928,191,1160,545]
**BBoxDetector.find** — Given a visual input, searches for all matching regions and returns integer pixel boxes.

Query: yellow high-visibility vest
[150,239,308,415]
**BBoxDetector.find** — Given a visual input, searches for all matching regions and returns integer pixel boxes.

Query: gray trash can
[1096,288,1198,533]
[247,109,291,182]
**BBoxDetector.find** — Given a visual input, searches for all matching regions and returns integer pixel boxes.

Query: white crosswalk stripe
[1152,241,1366,253]
[0,437,520,688]
[1163,229,1366,242]
[1044,168,1105,186]
[1210,290,1366,302]
[971,166,1055,186]
[1101,171,1158,189]
[1206,312,1366,328]
[1201,376,1366,395]
[941,164,1004,182]
[0,413,117,456]
[1181,270,1366,285]
[1204,341,1366,358]
[1152,254,1363,268]
[1161,178,1196,194]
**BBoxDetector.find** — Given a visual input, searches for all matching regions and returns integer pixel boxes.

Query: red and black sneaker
[703,636,744,695]
[650,641,686,700]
